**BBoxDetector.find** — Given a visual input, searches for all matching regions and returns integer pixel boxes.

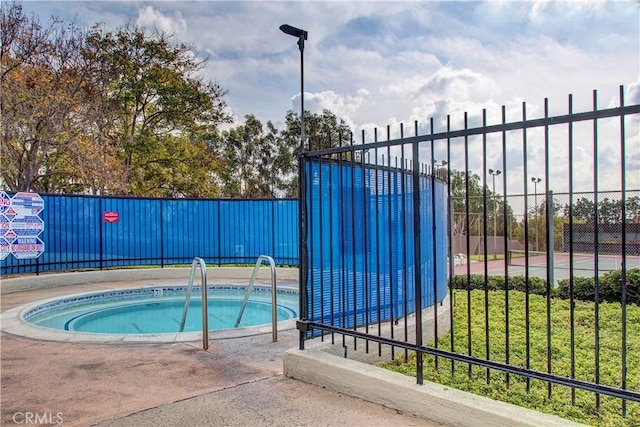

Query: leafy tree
[525,197,564,251]
[563,197,595,224]
[1,3,88,192]
[450,170,501,238]
[218,115,265,197]
[81,24,230,196]
[1,6,231,197]
[216,115,295,198]
[277,109,353,196]
[563,196,640,225]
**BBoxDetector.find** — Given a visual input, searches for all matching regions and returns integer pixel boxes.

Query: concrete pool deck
[1,268,581,426]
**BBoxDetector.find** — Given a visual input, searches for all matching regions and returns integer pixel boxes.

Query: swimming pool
[3,284,298,343]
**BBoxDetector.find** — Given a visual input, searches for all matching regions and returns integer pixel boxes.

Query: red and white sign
[0,237,10,260]
[11,192,44,216]
[0,191,45,260]
[10,236,44,259]
[104,211,119,223]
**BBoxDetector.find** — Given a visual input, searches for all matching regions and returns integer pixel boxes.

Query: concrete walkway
[0,270,438,427]
[1,268,582,427]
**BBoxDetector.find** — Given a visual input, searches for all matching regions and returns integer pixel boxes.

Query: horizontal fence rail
[0,196,299,275]
[298,86,640,421]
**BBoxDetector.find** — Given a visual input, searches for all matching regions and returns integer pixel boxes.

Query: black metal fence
[297,87,640,419]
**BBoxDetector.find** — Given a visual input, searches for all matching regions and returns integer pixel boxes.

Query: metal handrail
[179,257,209,350]
[234,255,278,341]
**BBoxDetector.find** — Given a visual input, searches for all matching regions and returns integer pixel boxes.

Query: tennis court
[453,250,640,285]
[507,250,640,283]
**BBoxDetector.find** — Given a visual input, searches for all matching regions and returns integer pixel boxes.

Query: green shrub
[552,268,639,305]
[554,277,597,300]
[450,274,548,295]
[452,268,639,305]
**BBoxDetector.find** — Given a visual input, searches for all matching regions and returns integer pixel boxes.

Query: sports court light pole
[531,177,542,251]
[280,24,308,350]
[488,169,502,260]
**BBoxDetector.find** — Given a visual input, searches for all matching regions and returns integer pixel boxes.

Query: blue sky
[18,1,640,195]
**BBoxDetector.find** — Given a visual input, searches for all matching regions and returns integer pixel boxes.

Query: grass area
[381,290,640,426]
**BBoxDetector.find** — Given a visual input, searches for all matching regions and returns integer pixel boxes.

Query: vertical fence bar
[350,132,358,350]
[619,84,628,418]
[481,108,490,383]
[387,125,395,360]
[412,131,424,386]
[361,130,370,352]
[501,105,510,388]
[400,124,409,362]
[308,139,315,342]
[373,129,382,356]
[217,202,222,266]
[318,145,325,341]
[429,117,440,372]
[568,93,576,405]
[447,114,456,377]
[522,101,531,393]
[464,111,473,379]
[592,89,601,413]
[99,195,104,270]
[271,200,275,263]
[329,150,336,345]
[340,133,347,347]
[160,199,164,267]
[298,128,308,351]
[544,98,553,399]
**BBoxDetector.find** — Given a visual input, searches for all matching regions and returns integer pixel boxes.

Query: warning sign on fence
[0,190,45,260]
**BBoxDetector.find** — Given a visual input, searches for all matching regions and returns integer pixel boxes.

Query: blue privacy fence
[1,195,299,275]
[305,160,449,331]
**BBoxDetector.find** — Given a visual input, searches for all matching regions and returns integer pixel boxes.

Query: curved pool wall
[1,268,300,343]
[305,161,448,328]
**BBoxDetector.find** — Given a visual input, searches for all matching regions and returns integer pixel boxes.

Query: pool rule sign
[0,191,45,260]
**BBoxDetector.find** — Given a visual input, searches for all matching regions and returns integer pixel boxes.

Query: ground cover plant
[381,286,639,426]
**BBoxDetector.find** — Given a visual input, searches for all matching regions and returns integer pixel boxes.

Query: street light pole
[279,24,307,156]
[531,177,542,252]
[488,169,502,260]
[280,24,308,350]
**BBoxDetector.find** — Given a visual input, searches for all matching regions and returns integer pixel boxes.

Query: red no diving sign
[103,211,119,223]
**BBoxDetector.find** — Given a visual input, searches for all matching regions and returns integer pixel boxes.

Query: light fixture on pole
[279,24,308,156]
[531,177,542,252]
[280,23,308,347]
[488,169,502,260]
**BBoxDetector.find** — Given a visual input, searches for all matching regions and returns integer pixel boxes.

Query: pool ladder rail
[180,257,209,350]
[234,255,278,342]
[179,255,279,350]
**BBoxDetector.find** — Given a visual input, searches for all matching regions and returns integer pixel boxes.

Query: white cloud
[19,0,639,195]
[135,6,187,35]
[297,89,369,130]
[414,67,499,104]
[528,0,551,22]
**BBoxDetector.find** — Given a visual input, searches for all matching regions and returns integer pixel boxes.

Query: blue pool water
[25,286,298,335]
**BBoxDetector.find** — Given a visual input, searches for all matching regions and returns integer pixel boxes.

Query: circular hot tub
[2,284,298,343]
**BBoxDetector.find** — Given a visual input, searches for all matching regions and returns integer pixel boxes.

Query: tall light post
[280,24,308,349]
[279,24,308,156]
[531,177,542,252]
[488,169,502,260]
